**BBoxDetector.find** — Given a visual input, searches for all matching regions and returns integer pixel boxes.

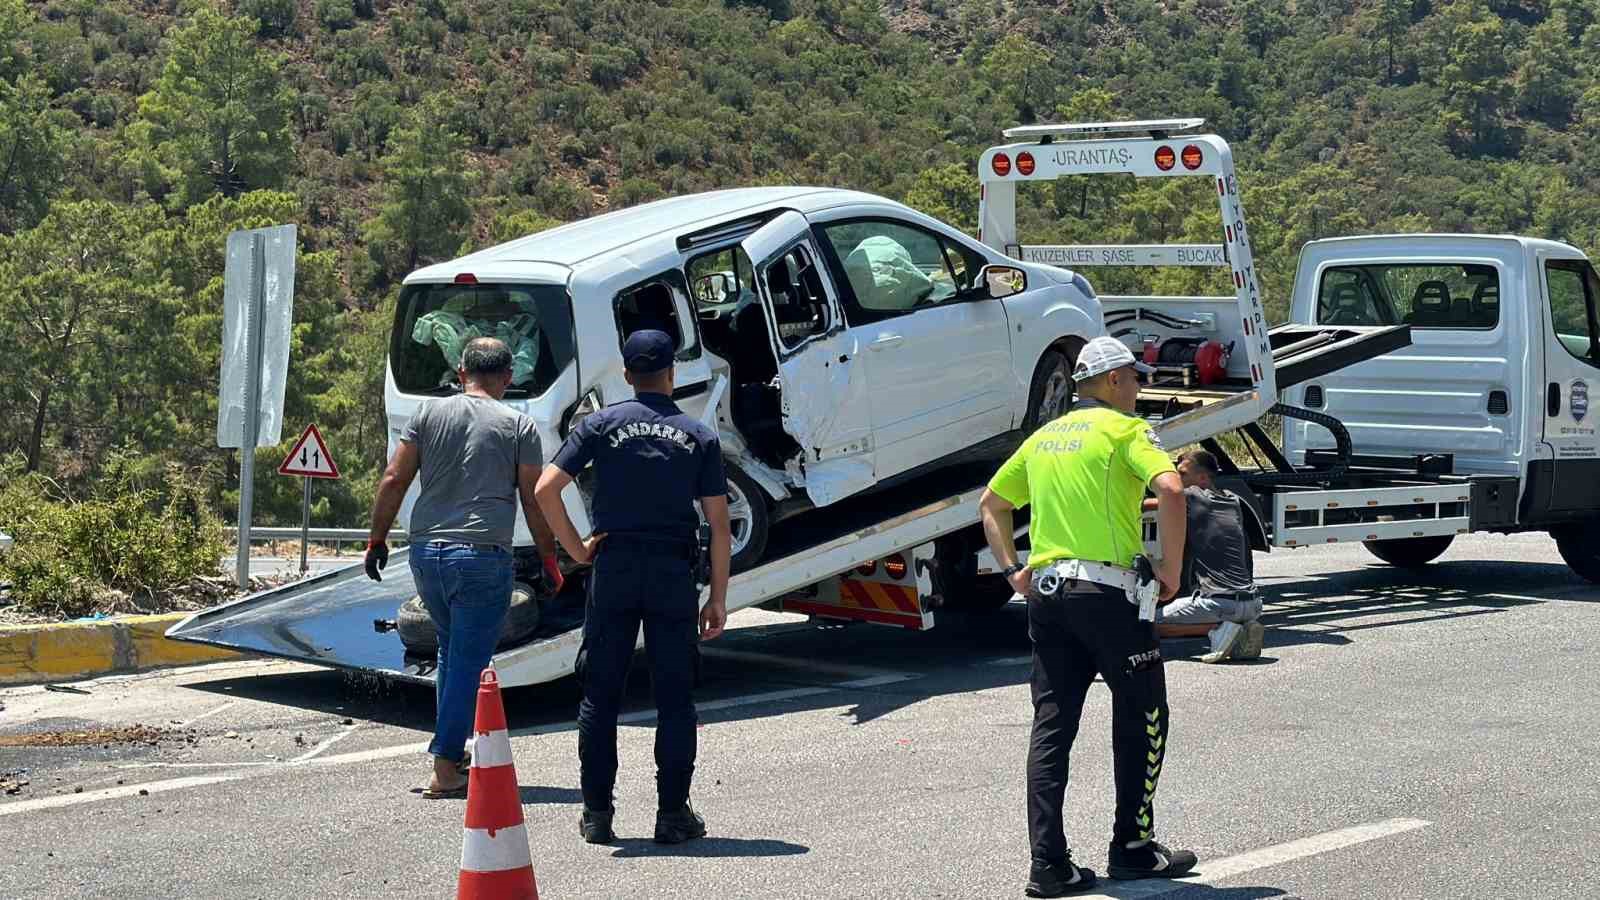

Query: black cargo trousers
[576,536,701,814]
[1026,579,1170,865]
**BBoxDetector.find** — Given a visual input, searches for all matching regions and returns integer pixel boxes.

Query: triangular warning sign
[278,424,340,479]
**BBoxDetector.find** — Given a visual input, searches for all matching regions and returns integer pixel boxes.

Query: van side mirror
[981,264,1027,299]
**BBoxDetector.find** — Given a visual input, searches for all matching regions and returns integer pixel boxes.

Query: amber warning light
[1181,145,1204,170]
[991,153,1011,176]
[1154,146,1176,171]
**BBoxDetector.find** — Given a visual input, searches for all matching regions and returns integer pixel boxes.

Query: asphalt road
[3,533,1597,899]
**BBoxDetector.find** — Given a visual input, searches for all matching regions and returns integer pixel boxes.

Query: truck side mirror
[981,264,1027,299]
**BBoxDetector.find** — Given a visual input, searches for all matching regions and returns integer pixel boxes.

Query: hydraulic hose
[1239,403,1352,486]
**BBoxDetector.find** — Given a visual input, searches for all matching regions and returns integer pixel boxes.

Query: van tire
[1362,535,1454,569]
[724,463,769,574]
[1024,348,1075,432]
[1553,525,1600,583]
[396,582,542,654]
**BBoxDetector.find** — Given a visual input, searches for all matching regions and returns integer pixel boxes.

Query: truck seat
[1404,281,1453,326]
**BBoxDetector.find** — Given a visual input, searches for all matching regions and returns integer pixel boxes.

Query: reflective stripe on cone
[457,668,538,900]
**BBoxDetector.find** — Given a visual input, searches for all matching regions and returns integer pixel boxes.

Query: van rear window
[391,283,575,397]
[1317,264,1499,330]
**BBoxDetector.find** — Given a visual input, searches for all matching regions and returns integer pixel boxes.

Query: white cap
[1072,336,1155,382]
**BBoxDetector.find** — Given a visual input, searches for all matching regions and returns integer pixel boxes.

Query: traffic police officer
[979,336,1197,896]
[534,329,732,846]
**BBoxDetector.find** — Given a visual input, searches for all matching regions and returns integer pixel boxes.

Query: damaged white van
[387,187,1101,570]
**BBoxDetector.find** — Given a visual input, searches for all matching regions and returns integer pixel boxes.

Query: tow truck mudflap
[778,543,936,630]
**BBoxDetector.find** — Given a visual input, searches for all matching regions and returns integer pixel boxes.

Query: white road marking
[701,646,909,680]
[176,701,238,728]
[0,670,923,815]
[974,655,1033,667]
[1076,817,1431,899]
[291,722,362,764]
[0,775,238,818]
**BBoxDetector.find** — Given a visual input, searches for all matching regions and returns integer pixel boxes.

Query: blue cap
[622,329,675,373]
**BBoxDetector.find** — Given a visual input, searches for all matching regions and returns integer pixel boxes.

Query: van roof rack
[1002,118,1206,142]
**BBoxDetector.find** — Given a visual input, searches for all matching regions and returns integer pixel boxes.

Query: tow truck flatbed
[168,464,1000,688]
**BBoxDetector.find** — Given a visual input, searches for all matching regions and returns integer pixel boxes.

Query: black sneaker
[1025,856,1098,897]
[1107,839,1197,880]
[579,807,615,844]
[654,803,707,844]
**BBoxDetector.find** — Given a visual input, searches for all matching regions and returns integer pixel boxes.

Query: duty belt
[1031,559,1138,596]
[1032,557,1163,622]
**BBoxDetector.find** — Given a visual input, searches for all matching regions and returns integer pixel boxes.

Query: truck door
[741,211,876,506]
[1537,258,1600,514]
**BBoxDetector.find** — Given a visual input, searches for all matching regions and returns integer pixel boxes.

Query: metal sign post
[278,423,341,577]
[218,224,297,591]
[236,234,267,590]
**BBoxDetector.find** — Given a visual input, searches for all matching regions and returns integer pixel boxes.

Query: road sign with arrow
[278,424,339,575]
[278,423,340,479]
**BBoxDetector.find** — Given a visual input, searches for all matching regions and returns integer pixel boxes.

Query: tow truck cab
[1284,235,1600,537]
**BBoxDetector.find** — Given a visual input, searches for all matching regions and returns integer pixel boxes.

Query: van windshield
[390,283,575,398]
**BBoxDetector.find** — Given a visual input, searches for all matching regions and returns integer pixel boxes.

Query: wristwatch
[1001,562,1028,578]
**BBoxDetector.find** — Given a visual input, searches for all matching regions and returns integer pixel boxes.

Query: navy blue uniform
[552,392,726,813]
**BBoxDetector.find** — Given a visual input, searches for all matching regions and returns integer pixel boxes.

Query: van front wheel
[1553,524,1600,583]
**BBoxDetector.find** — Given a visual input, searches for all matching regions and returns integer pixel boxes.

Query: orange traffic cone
[457,668,539,900]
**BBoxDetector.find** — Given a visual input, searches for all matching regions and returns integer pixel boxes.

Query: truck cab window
[1318,264,1500,330]
[1546,261,1600,363]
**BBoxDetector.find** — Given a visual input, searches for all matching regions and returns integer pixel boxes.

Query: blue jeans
[409,541,512,762]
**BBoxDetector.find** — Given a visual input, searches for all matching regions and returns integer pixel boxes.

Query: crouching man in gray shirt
[365,337,562,797]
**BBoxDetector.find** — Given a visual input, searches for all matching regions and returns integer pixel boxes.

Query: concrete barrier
[0,614,241,685]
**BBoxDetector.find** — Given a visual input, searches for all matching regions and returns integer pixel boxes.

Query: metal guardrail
[228,527,400,542]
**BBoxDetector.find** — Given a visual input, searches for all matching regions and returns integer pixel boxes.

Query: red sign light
[1181,145,1203,170]
[1154,146,1176,171]
[991,153,1012,177]
[1016,151,1036,176]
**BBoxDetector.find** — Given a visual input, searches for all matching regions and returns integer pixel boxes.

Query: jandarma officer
[534,329,733,846]
[979,336,1198,897]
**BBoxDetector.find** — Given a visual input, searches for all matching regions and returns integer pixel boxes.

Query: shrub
[0,456,227,619]
[315,0,356,32]
[238,0,297,38]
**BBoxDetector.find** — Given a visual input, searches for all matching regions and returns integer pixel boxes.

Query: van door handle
[1548,382,1561,417]
[870,334,904,351]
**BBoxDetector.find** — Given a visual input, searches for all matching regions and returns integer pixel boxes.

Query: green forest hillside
[2,0,1598,611]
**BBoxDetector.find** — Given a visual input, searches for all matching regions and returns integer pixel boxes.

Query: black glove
[364,540,389,581]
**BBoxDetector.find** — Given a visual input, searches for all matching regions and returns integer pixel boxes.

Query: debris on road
[0,725,179,748]
[44,684,92,695]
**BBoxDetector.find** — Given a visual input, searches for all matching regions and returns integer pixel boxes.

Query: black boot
[1025,855,1098,897]
[1106,839,1197,880]
[654,802,707,844]
[579,807,616,844]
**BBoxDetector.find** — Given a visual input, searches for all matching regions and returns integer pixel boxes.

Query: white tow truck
[168,118,1462,688]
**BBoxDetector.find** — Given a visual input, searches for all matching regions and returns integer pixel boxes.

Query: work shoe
[654,803,707,844]
[1107,839,1198,880]
[1025,856,1098,897]
[1201,621,1244,663]
[1234,621,1265,660]
[579,807,616,844]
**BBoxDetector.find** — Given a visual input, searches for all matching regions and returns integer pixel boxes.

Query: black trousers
[576,544,701,813]
[1027,581,1169,864]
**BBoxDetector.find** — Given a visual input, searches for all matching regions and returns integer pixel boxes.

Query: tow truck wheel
[1362,535,1454,569]
[1024,348,1075,432]
[1552,524,1600,583]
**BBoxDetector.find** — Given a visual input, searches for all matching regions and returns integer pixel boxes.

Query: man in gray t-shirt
[365,337,562,797]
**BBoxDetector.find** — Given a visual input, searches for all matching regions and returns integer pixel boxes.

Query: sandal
[419,778,469,800]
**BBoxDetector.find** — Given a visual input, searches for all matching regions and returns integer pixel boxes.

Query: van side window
[761,242,832,352]
[613,272,700,360]
[1318,264,1500,330]
[1546,261,1600,363]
